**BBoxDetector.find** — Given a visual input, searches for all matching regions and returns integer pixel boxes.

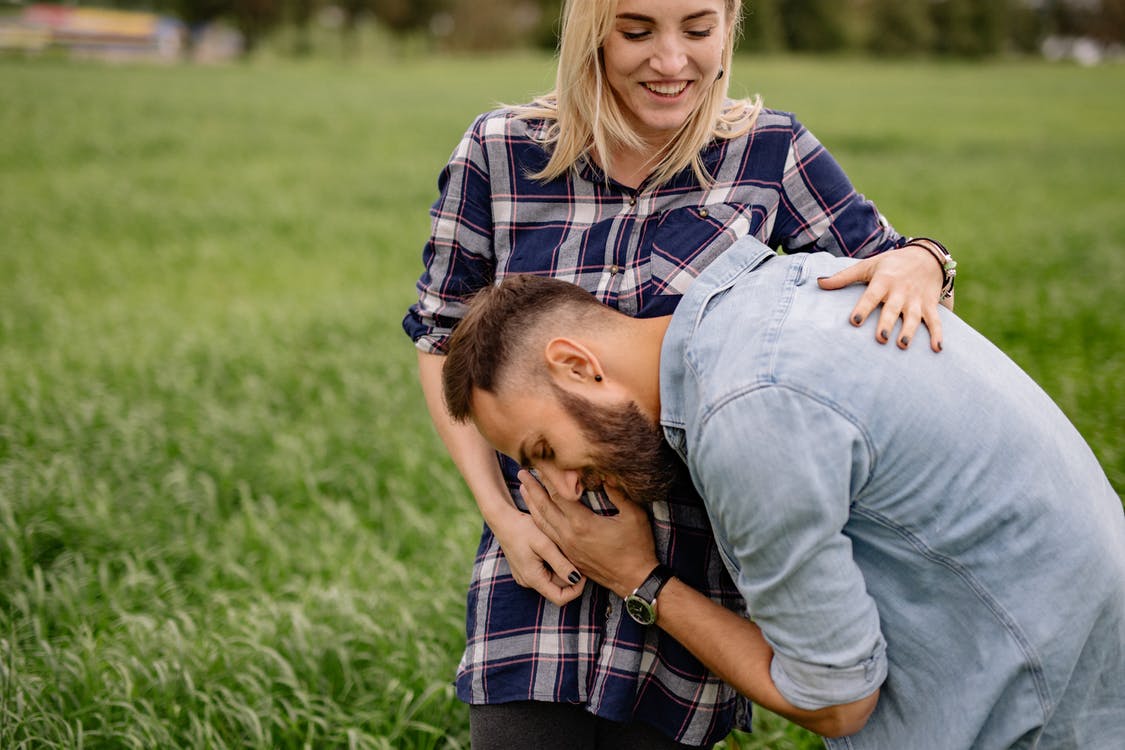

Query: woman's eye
[621,30,650,41]
[686,27,714,39]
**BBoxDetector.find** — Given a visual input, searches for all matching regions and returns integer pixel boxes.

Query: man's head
[442,274,678,503]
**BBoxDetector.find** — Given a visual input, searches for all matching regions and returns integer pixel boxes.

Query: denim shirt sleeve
[689,384,887,710]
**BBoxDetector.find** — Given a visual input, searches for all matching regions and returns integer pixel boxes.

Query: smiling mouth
[642,81,689,97]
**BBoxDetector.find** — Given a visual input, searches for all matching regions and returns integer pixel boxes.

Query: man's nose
[538,465,584,501]
[650,34,688,76]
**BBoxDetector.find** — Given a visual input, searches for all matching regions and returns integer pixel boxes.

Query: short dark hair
[442,274,606,422]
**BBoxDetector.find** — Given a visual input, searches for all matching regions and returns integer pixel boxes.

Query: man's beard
[552,386,681,504]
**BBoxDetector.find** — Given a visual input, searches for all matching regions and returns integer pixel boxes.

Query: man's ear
[544,337,603,385]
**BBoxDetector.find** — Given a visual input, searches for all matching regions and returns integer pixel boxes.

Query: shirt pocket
[644,203,758,297]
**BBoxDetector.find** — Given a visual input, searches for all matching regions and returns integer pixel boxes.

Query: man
[439,236,1125,748]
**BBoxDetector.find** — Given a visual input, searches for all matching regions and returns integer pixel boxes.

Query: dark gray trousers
[469,701,714,750]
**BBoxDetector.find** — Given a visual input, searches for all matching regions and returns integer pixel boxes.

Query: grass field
[1,53,1122,748]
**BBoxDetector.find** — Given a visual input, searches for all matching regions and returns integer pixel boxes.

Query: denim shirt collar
[659,236,777,457]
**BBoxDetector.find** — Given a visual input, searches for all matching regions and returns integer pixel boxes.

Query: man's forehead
[471,386,571,465]
[470,388,532,456]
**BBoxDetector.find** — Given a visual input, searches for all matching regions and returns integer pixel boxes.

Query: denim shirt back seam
[763,253,808,379]
[849,504,1054,719]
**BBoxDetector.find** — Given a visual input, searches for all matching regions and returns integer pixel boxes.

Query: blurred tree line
[71,0,1125,57]
[746,0,1125,57]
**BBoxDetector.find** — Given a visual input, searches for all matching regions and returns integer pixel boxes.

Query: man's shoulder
[674,253,870,416]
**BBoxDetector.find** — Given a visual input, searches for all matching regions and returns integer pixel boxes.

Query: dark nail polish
[900,335,910,346]
[852,314,862,325]
[879,329,889,341]
[568,571,581,585]
[937,341,943,352]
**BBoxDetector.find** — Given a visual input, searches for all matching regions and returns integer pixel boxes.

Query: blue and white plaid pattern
[403,107,903,746]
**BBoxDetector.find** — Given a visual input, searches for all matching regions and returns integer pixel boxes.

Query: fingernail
[879,329,889,341]
[900,335,910,346]
[816,276,829,281]
[852,314,862,325]
[937,341,943,352]
[568,571,581,584]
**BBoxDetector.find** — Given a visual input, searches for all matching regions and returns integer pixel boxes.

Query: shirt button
[609,265,619,275]
[699,207,709,218]
[605,603,613,619]
[628,196,636,207]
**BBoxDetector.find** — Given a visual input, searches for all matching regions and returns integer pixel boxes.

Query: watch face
[624,595,656,625]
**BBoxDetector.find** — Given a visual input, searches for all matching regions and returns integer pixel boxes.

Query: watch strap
[624,564,674,625]
[635,563,674,599]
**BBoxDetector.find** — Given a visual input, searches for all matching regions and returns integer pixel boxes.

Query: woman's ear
[544,337,604,385]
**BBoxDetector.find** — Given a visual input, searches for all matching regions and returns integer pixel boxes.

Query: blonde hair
[516,0,761,188]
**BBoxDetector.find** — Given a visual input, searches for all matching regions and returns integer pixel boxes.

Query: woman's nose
[650,34,687,75]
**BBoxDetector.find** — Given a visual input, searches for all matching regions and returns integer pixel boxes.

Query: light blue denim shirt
[660,237,1125,748]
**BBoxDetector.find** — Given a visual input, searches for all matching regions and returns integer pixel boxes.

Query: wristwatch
[623,564,675,626]
[907,236,957,300]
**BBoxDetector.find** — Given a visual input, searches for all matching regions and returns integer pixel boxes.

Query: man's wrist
[623,563,675,625]
[617,560,661,598]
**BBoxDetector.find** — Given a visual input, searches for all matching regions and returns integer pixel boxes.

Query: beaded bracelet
[906,236,957,300]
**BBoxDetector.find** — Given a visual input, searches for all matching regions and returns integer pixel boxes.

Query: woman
[403,1,955,747]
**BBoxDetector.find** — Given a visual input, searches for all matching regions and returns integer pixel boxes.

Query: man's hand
[518,469,658,598]
[489,504,586,607]
[818,244,951,352]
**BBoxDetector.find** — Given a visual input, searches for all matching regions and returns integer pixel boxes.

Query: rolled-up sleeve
[403,114,497,353]
[690,385,887,709]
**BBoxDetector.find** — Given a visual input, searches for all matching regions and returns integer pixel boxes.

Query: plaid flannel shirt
[403,107,904,746]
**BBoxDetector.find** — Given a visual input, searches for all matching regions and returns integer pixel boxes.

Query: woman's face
[601,0,728,147]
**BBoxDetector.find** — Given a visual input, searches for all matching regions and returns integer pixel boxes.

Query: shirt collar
[659,235,777,454]
[575,137,729,194]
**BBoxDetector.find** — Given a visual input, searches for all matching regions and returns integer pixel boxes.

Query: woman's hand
[416,351,585,607]
[489,502,587,607]
[519,470,658,599]
[817,244,952,353]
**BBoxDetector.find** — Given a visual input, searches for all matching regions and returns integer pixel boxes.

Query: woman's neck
[607,152,649,189]
[604,140,669,190]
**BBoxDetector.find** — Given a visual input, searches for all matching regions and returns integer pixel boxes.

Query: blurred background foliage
[4,0,1124,59]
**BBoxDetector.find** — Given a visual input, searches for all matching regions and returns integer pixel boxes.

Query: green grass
[0,54,1122,748]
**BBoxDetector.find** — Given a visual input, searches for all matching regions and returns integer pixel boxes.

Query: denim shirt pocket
[642,203,756,298]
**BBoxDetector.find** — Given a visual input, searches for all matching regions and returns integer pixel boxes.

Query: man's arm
[520,471,879,738]
[659,578,879,738]
[689,386,888,713]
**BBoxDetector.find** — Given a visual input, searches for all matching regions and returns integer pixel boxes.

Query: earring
[594,375,603,382]
[716,67,724,81]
